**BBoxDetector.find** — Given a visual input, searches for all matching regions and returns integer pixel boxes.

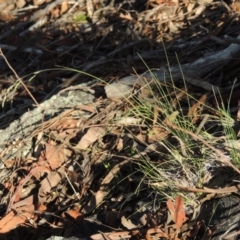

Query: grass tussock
[108,67,240,206]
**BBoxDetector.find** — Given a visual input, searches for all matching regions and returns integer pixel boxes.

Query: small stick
[0,48,39,107]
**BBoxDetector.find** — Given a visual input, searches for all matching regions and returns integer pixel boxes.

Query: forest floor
[1,0,240,239]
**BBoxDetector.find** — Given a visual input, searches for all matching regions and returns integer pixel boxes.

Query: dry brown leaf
[91,232,107,240]
[135,132,147,143]
[16,0,26,8]
[150,127,167,142]
[167,196,187,230]
[11,170,37,204]
[116,138,124,151]
[119,12,134,21]
[52,118,80,139]
[121,216,138,230]
[60,1,68,14]
[91,231,131,240]
[50,6,60,18]
[66,169,79,184]
[76,127,106,150]
[33,0,45,5]
[11,192,46,213]
[83,159,130,214]
[11,194,36,211]
[4,182,11,191]
[3,158,15,169]
[148,126,170,143]
[146,228,170,240]
[55,119,77,130]
[30,165,51,180]
[38,168,64,202]
[40,143,72,170]
[38,202,47,212]
[65,208,83,225]
[187,93,208,124]
[0,210,33,233]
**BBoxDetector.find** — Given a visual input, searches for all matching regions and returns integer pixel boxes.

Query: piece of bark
[0,81,96,161]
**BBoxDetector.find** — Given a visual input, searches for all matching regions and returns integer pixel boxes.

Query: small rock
[105,83,133,99]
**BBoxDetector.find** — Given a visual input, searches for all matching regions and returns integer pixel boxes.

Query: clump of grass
[125,78,206,202]
[115,64,240,205]
[213,94,240,167]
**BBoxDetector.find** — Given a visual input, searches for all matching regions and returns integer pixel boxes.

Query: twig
[0,44,42,55]
[0,49,39,107]
[64,172,81,200]
[195,114,209,135]
[61,39,149,87]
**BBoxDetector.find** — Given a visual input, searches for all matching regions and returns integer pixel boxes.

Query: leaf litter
[1,0,240,239]
[0,80,239,239]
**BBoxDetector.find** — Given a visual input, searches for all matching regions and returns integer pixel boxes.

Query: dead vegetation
[1,0,240,239]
